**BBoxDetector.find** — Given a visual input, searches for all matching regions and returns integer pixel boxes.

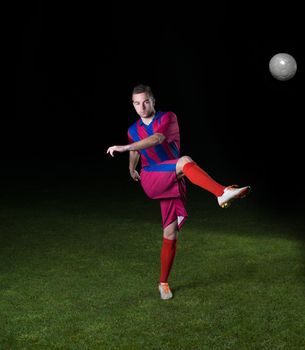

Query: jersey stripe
[128,121,157,165]
[143,163,177,172]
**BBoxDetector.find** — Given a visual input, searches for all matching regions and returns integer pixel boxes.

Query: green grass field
[1,160,305,349]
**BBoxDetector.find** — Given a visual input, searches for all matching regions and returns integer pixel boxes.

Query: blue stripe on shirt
[169,141,179,158]
[145,119,170,162]
[128,123,156,165]
[143,163,177,172]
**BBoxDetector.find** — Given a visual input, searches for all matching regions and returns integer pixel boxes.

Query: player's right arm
[106,133,165,157]
[129,151,141,181]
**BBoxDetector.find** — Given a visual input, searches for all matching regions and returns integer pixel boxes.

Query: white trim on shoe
[217,185,251,208]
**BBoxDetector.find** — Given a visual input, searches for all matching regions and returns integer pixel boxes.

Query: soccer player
[106,84,250,300]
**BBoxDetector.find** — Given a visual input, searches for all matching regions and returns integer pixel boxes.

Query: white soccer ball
[269,53,297,81]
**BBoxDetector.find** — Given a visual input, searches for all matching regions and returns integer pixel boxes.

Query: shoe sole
[220,186,251,208]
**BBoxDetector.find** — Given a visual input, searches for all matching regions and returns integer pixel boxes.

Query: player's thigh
[163,220,178,240]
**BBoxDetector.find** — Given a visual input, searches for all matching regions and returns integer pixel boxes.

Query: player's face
[132,92,155,119]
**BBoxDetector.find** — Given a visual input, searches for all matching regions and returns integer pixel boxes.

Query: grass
[1,160,305,349]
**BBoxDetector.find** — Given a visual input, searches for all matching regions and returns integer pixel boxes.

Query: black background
[4,2,304,206]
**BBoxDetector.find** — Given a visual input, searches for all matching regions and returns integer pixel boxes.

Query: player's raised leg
[176,156,250,208]
[158,220,178,300]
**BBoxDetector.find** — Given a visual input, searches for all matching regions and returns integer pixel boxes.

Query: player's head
[132,84,155,119]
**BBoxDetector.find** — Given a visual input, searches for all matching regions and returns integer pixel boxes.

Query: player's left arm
[129,151,141,181]
[106,133,165,157]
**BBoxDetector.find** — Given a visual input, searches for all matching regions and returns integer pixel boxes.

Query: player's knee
[180,155,193,166]
[177,156,192,175]
[177,156,193,172]
[163,231,178,240]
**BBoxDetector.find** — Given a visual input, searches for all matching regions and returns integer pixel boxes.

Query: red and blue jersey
[128,111,187,230]
[127,111,181,170]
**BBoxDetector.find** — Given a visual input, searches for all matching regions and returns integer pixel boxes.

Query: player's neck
[141,112,155,125]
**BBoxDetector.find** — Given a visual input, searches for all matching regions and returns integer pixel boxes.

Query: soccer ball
[269,53,297,81]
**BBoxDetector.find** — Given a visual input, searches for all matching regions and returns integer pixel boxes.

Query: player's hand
[106,145,129,157]
[130,169,141,182]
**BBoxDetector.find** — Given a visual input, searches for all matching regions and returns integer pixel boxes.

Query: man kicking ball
[106,84,250,300]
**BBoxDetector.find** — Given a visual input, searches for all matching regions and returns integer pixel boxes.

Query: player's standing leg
[158,220,178,300]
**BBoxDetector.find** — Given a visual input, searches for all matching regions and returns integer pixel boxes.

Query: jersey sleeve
[155,112,179,143]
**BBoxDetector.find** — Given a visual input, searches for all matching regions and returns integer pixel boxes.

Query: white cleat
[158,283,173,300]
[217,185,251,208]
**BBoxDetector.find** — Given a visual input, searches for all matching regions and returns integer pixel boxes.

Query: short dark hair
[132,84,155,101]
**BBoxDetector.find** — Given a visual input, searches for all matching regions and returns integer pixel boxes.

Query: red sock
[160,238,177,283]
[183,162,225,197]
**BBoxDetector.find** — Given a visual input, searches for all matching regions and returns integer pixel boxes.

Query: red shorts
[140,159,188,230]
